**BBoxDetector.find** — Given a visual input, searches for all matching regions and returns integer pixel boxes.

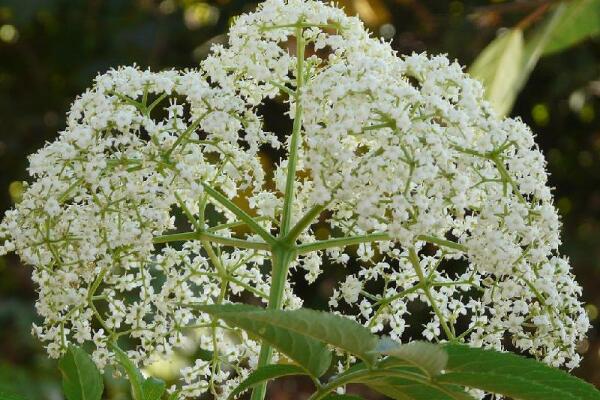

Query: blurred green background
[0,0,599,398]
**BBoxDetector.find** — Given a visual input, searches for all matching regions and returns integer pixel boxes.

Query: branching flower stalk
[0,0,590,399]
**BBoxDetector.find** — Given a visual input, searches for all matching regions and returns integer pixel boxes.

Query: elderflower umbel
[0,0,589,398]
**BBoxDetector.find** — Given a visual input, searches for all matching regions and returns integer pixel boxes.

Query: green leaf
[228,364,306,399]
[324,362,474,400]
[515,4,567,98]
[196,304,379,376]
[469,0,599,116]
[141,377,166,400]
[468,28,524,116]
[376,340,448,377]
[111,345,145,400]
[212,304,377,363]
[438,344,600,400]
[111,344,166,400]
[543,0,600,55]
[367,378,473,400]
[196,304,331,376]
[58,346,104,400]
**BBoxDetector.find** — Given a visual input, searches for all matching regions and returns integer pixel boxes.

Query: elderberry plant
[0,1,595,400]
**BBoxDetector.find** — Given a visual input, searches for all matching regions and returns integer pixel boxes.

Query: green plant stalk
[153,230,271,251]
[251,22,306,400]
[408,247,455,340]
[201,182,277,246]
[297,233,466,255]
[250,245,296,400]
[280,24,305,236]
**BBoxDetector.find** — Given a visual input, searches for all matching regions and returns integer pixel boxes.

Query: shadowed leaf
[543,0,600,55]
[58,346,104,400]
[228,364,306,399]
[439,344,600,400]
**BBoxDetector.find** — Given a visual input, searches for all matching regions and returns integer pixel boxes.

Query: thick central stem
[250,22,305,400]
[280,22,305,236]
[250,246,295,400]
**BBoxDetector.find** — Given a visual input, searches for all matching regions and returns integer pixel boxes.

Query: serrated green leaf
[141,377,166,400]
[196,304,378,376]
[543,0,600,55]
[468,29,524,116]
[438,344,600,400]
[58,346,104,400]
[376,340,448,377]
[197,304,331,377]
[228,364,306,399]
[367,378,474,400]
[323,361,474,400]
[208,304,377,363]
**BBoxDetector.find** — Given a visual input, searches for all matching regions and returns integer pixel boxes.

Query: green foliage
[543,0,600,55]
[111,345,166,400]
[141,378,166,400]
[468,28,524,116]
[48,289,600,400]
[58,346,103,400]
[200,304,600,400]
[228,364,307,399]
[197,303,380,377]
[439,344,600,400]
[196,304,332,376]
[469,0,600,116]
[375,340,448,377]
[365,379,473,400]
[199,304,379,366]
[321,362,473,400]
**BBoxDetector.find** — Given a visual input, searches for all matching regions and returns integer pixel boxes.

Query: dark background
[0,0,599,398]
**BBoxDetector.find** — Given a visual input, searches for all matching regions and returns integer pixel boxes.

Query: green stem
[282,204,324,244]
[492,156,527,204]
[369,282,424,328]
[297,233,466,255]
[250,245,296,400]
[251,21,306,400]
[297,232,389,254]
[207,216,272,233]
[408,247,455,340]
[164,115,206,159]
[279,22,305,237]
[201,183,277,246]
[153,231,271,251]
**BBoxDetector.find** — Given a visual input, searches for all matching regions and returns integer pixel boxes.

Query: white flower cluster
[0,0,589,397]
[0,65,286,397]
